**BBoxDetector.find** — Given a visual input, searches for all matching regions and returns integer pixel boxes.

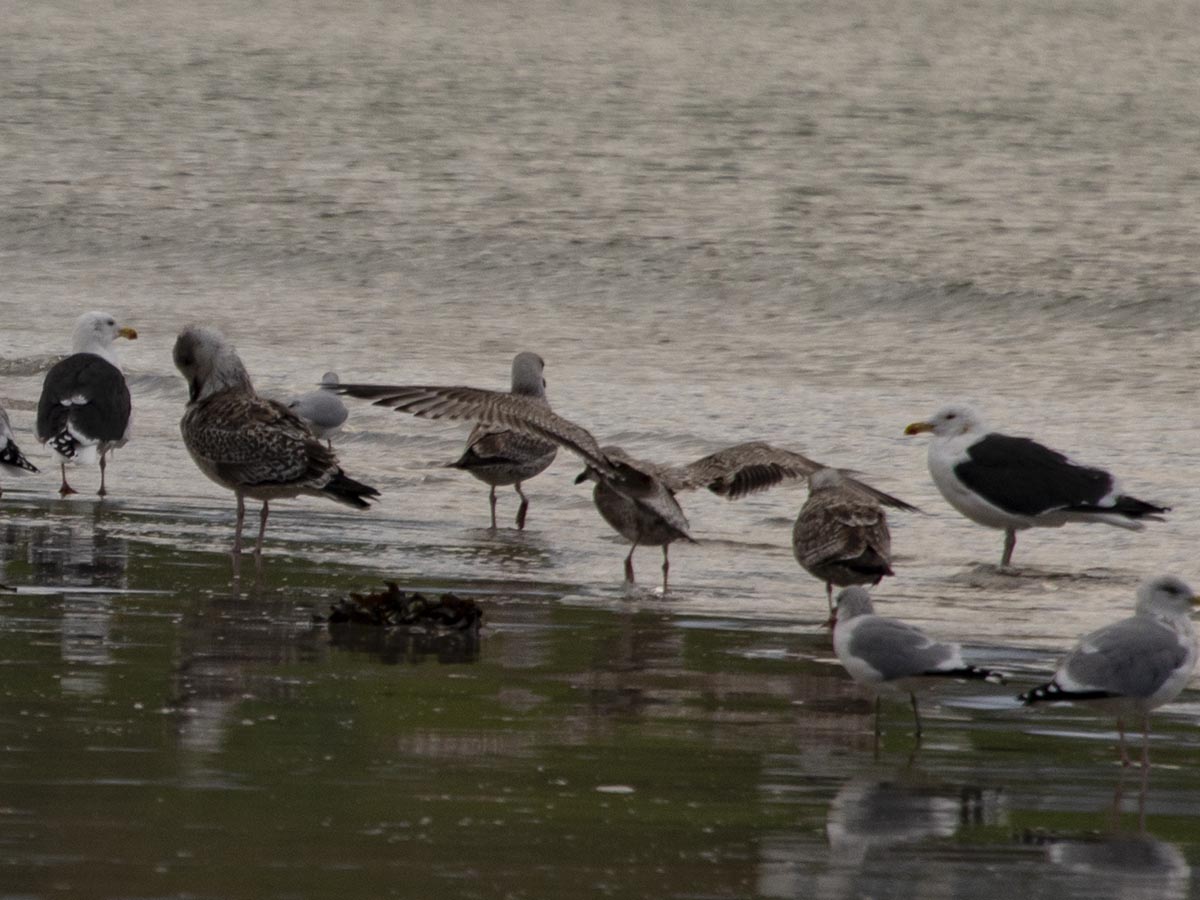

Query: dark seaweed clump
[318,581,483,632]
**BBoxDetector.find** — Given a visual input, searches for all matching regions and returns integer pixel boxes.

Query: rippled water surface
[2,0,1200,896]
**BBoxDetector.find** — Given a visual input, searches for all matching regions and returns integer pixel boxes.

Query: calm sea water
[1,1,1199,896]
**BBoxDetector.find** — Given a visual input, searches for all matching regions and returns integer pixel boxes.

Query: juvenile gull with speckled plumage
[173,326,380,558]
[445,352,557,530]
[793,468,896,608]
[36,311,136,496]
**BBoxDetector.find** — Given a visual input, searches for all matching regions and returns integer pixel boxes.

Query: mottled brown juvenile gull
[793,467,895,608]
[905,404,1167,568]
[1019,575,1198,768]
[288,372,349,447]
[331,380,916,591]
[36,311,136,496]
[580,442,915,592]
[173,326,380,557]
[831,586,1005,740]
[0,403,38,495]
[446,352,557,530]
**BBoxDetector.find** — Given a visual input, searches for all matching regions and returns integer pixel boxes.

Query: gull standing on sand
[905,404,1167,568]
[830,586,1005,740]
[36,311,136,496]
[1019,575,1198,768]
[173,326,380,558]
[289,372,349,447]
[445,352,557,530]
[793,467,899,608]
[0,403,38,495]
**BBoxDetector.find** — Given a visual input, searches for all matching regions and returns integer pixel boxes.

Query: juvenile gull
[0,403,38,495]
[289,372,348,447]
[830,586,1005,740]
[905,404,1167,567]
[173,326,380,558]
[330,380,917,591]
[36,311,136,496]
[793,467,896,608]
[1019,575,1198,768]
[445,352,557,530]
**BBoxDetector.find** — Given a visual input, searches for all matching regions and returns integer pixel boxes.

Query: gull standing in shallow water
[288,372,349,448]
[793,467,902,608]
[446,352,557,530]
[36,311,136,496]
[1019,575,1198,768]
[173,326,380,559]
[0,403,38,495]
[329,377,915,591]
[830,586,1005,741]
[904,404,1168,568]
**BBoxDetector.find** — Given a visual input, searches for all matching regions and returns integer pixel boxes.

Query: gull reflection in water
[1036,767,1192,900]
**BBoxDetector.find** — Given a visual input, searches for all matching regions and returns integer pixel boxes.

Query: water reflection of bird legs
[1109,761,1151,834]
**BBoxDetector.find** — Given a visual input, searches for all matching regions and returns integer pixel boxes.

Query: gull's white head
[833,586,876,622]
[808,467,848,493]
[1135,575,1198,620]
[173,325,253,404]
[72,311,137,364]
[904,404,984,440]
[511,352,547,398]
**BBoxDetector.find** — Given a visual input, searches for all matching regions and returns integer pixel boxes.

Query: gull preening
[793,467,911,607]
[36,311,136,496]
[445,352,557,530]
[830,586,1005,740]
[289,372,349,447]
[905,404,1168,567]
[173,326,380,558]
[1019,575,1198,768]
[0,404,38,495]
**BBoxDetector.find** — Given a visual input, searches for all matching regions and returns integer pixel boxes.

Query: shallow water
[2,0,1200,896]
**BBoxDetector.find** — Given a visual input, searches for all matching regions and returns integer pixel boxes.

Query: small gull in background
[1019,574,1198,768]
[36,311,136,496]
[0,403,39,495]
[830,586,1005,741]
[173,326,380,559]
[445,352,557,530]
[905,403,1168,568]
[793,467,903,608]
[289,372,348,448]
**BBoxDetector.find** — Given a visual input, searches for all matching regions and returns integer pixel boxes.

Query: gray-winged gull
[831,586,1005,739]
[173,326,380,558]
[289,372,349,447]
[1019,575,1198,767]
[905,404,1167,567]
[0,403,38,495]
[36,311,136,496]
[793,467,896,608]
[445,352,557,530]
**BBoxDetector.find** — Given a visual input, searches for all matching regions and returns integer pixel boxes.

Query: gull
[329,380,916,591]
[0,403,38,495]
[1019,575,1198,768]
[445,352,557,530]
[288,372,349,447]
[793,467,902,608]
[830,586,1005,740]
[36,311,136,496]
[905,404,1167,567]
[173,326,380,558]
